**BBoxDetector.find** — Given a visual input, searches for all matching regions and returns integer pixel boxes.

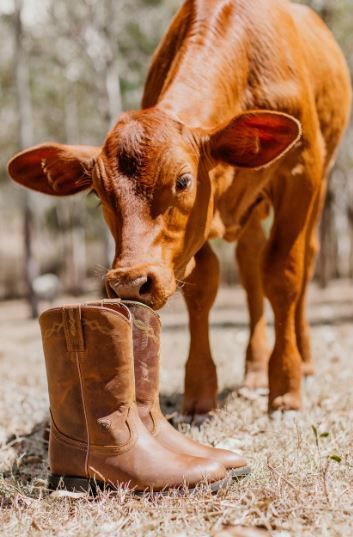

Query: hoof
[269,393,301,413]
[171,413,192,426]
[192,413,212,427]
[238,385,269,400]
[171,413,212,427]
[182,394,217,420]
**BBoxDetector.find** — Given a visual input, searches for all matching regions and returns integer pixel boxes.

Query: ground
[0,281,352,536]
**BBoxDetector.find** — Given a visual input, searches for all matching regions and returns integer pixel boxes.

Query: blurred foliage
[0,0,352,296]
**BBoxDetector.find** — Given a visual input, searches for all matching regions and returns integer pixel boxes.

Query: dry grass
[0,283,353,536]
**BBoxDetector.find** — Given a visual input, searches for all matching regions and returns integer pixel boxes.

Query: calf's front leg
[182,242,219,418]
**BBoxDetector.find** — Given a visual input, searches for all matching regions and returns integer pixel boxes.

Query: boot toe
[215,449,248,470]
[189,458,226,485]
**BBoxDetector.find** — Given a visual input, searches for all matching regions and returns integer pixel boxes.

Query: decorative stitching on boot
[63,308,85,352]
[43,317,116,340]
[124,300,161,324]
[132,318,159,344]
[81,319,114,335]
[42,321,64,339]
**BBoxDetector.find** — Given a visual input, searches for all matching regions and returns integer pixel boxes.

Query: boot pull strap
[62,306,85,352]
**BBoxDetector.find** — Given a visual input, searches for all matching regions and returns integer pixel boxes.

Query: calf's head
[8,108,300,309]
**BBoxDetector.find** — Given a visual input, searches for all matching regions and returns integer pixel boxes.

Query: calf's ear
[209,110,301,169]
[7,143,101,196]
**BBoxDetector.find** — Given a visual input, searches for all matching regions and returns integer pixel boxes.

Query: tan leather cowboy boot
[88,299,250,478]
[39,303,227,493]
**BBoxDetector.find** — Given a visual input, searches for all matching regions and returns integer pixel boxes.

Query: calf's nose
[106,274,154,301]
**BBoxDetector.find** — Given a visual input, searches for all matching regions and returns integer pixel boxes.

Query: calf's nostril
[139,276,153,296]
[108,275,152,299]
[129,276,148,290]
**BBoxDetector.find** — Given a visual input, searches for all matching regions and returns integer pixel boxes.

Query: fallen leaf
[215,438,244,454]
[49,490,87,500]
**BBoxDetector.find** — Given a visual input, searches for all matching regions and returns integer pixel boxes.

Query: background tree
[12,0,39,317]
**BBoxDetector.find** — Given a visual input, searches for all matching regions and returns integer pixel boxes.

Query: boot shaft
[124,301,163,433]
[123,301,161,404]
[85,299,161,402]
[39,303,135,445]
[84,299,162,433]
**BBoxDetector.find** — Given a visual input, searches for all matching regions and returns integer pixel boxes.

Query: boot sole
[48,473,231,496]
[229,465,251,479]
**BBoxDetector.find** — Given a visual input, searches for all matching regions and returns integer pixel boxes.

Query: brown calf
[8,0,351,416]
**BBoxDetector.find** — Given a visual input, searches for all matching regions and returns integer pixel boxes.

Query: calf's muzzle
[105,265,174,309]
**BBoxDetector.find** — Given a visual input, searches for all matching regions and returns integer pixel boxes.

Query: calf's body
[8,0,351,415]
[142,0,351,415]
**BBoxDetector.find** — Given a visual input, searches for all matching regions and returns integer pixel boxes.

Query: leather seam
[40,305,132,328]
[150,411,159,435]
[125,301,161,325]
[51,409,138,455]
[75,350,90,477]
[63,317,72,350]
[51,426,87,452]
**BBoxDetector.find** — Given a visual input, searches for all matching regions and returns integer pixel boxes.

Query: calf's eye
[175,174,192,192]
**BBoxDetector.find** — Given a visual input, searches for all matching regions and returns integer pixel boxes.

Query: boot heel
[48,474,97,493]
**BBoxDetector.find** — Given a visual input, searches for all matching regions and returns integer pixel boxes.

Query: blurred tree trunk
[314,3,337,288]
[348,205,353,279]
[317,188,338,287]
[48,0,129,280]
[63,85,86,295]
[13,0,39,318]
[99,9,122,272]
[101,61,119,271]
[101,71,118,275]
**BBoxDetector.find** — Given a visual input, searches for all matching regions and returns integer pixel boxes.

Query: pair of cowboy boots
[39,299,249,493]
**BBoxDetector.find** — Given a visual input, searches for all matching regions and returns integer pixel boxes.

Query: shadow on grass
[160,385,240,420]
[1,420,49,499]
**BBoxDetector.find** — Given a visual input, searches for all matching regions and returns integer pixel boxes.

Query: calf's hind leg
[236,205,270,390]
[295,180,327,377]
[263,156,323,412]
[182,242,219,418]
